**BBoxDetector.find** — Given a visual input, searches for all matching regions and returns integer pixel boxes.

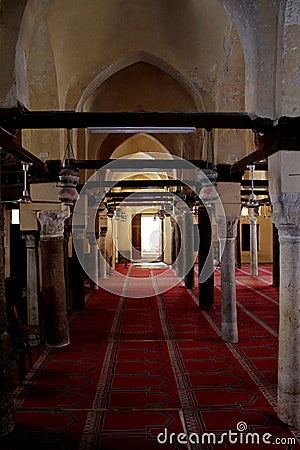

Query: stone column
[37,209,70,347]
[216,182,241,343]
[183,209,195,290]
[161,218,165,262]
[71,226,85,310]
[172,218,180,272]
[170,217,176,268]
[269,150,300,429]
[272,223,280,287]
[22,232,39,326]
[249,209,258,276]
[218,218,239,343]
[86,232,99,290]
[0,200,14,435]
[86,199,99,289]
[235,219,242,268]
[99,227,107,279]
[198,205,214,310]
[175,214,184,279]
[63,225,71,309]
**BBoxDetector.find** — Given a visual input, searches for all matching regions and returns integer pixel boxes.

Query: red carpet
[1,264,299,449]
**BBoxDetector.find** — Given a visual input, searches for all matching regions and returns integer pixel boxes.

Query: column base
[200,303,215,311]
[221,321,238,343]
[198,279,214,310]
[278,391,300,428]
[46,339,70,348]
[0,407,14,437]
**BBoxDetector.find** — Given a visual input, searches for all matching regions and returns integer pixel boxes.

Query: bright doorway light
[11,209,20,225]
[141,216,161,259]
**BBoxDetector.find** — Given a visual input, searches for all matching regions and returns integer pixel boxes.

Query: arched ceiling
[15,0,245,113]
[86,126,198,162]
[83,62,199,113]
[84,61,201,161]
[2,0,297,165]
[108,148,172,182]
[2,0,296,119]
[109,134,173,160]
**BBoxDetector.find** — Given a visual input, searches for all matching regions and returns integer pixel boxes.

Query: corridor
[2,264,298,450]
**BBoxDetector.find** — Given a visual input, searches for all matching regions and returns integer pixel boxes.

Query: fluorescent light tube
[87,127,196,134]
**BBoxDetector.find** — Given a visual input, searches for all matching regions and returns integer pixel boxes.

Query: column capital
[72,225,85,240]
[86,231,98,244]
[64,226,71,243]
[170,216,176,224]
[248,208,259,223]
[269,151,300,238]
[216,216,238,240]
[271,193,300,238]
[37,209,70,239]
[100,226,107,234]
[22,231,38,248]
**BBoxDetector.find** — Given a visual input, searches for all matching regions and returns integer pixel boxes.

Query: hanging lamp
[58,129,79,206]
[157,209,165,220]
[246,164,259,208]
[201,129,218,185]
[199,129,218,203]
[18,162,32,204]
[106,203,115,218]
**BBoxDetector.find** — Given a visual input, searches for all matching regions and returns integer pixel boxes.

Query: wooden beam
[79,180,194,189]
[0,127,47,172]
[2,108,274,132]
[71,158,212,170]
[230,132,276,174]
[241,180,268,188]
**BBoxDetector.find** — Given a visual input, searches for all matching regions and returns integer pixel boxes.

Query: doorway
[141,215,162,261]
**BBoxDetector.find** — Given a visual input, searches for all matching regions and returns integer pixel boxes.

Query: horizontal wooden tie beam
[2,109,274,132]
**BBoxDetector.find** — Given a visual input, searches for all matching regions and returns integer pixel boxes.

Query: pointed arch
[76,51,205,112]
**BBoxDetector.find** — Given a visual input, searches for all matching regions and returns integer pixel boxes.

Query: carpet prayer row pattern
[2,264,299,449]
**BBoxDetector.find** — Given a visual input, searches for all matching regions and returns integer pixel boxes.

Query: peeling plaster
[207,63,218,84]
[15,44,30,108]
[219,0,257,110]
[222,87,242,104]
[217,21,233,86]
[285,0,300,25]
[291,66,300,87]
[190,76,208,94]
[283,0,300,57]
[1,84,17,108]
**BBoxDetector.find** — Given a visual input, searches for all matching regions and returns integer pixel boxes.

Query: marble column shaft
[219,218,238,343]
[87,232,99,290]
[198,205,214,310]
[173,219,180,272]
[235,219,242,268]
[71,227,85,310]
[175,214,184,279]
[170,218,177,268]
[272,205,300,428]
[269,150,300,428]
[0,202,14,435]
[272,223,280,287]
[63,226,71,309]
[99,228,107,279]
[183,210,195,290]
[22,233,39,326]
[37,210,70,347]
[249,212,258,276]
